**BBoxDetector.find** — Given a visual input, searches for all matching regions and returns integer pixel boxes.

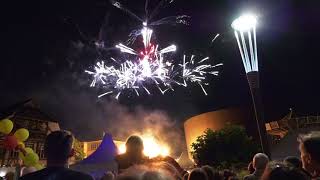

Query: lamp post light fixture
[232,14,270,157]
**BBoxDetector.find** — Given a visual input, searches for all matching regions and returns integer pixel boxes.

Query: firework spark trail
[145,0,149,18]
[85,2,221,99]
[211,33,220,44]
[150,15,190,26]
[178,55,223,95]
[111,0,189,46]
[148,0,172,21]
[86,53,222,99]
[115,43,137,55]
[141,26,153,48]
[110,0,144,22]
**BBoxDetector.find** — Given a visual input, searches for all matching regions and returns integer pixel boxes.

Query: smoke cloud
[102,100,185,156]
[25,79,186,156]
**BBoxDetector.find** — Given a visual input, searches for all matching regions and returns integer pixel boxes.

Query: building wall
[184,108,250,159]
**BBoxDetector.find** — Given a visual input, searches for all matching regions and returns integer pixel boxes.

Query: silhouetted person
[298,132,320,179]
[201,166,214,180]
[116,135,149,172]
[188,168,208,180]
[183,173,189,180]
[283,156,302,169]
[261,161,310,180]
[244,153,269,180]
[223,169,236,180]
[201,165,222,180]
[20,131,93,180]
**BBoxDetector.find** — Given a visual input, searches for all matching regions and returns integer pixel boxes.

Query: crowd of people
[16,130,320,180]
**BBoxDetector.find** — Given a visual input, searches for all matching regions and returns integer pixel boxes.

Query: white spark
[116,43,137,55]
[211,34,220,43]
[141,27,153,48]
[86,27,222,99]
[159,45,176,54]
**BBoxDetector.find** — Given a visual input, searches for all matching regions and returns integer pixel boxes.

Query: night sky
[1,0,320,139]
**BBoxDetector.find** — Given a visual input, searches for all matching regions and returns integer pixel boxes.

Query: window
[90,142,100,151]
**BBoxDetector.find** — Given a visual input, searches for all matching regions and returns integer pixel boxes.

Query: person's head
[201,166,222,180]
[262,161,310,180]
[126,135,144,155]
[188,168,208,180]
[283,156,302,169]
[298,131,320,173]
[202,166,222,180]
[182,173,189,180]
[248,161,255,174]
[201,166,214,180]
[212,170,222,180]
[253,153,269,170]
[44,130,73,166]
[223,169,235,180]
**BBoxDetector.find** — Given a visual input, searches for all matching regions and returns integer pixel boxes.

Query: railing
[267,115,320,145]
[292,116,320,129]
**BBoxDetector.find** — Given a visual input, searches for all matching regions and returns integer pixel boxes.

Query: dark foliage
[191,125,259,168]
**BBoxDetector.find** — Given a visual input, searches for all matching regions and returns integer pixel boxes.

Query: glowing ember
[118,144,126,154]
[141,134,170,158]
[117,133,170,158]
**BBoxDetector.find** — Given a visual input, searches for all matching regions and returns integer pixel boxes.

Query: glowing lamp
[231,14,257,32]
[232,14,258,73]
[231,13,270,156]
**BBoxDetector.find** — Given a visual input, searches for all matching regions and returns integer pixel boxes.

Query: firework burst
[85,27,222,99]
[85,1,222,99]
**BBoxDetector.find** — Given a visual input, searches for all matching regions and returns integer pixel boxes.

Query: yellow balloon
[14,128,29,142]
[19,152,25,161]
[19,147,34,160]
[18,141,25,148]
[24,152,39,167]
[25,147,34,154]
[34,163,44,170]
[0,119,13,134]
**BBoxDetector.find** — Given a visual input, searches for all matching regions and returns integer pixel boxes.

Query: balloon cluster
[0,118,44,170]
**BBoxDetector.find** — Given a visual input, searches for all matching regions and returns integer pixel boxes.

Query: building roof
[0,99,57,122]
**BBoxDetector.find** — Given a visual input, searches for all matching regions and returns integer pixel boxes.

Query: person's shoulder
[243,174,255,180]
[116,154,125,159]
[19,169,47,180]
[116,154,128,163]
[64,169,94,180]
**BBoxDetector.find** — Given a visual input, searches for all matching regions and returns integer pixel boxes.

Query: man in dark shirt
[20,130,93,180]
[244,153,269,180]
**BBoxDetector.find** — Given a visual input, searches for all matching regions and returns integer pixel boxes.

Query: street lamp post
[231,14,270,157]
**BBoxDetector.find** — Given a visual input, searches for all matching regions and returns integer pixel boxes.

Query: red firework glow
[139,44,156,61]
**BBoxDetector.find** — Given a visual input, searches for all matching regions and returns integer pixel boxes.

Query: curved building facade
[184,107,251,159]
